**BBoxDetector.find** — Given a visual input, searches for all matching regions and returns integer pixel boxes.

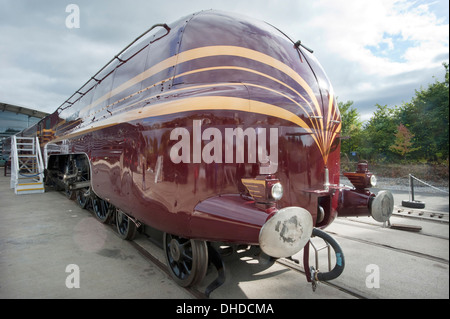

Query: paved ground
[1,174,448,299]
[0,175,192,299]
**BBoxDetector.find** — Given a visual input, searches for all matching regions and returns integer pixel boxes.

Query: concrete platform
[0,175,191,299]
[1,173,448,299]
[0,174,353,299]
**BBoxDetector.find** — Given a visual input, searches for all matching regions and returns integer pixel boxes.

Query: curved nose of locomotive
[259,207,313,258]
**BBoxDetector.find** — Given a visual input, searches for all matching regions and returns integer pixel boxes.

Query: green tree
[397,63,449,162]
[361,104,399,162]
[338,100,363,156]
[338,63,448,164]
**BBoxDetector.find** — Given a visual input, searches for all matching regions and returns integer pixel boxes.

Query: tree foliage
[389,124,419,159]
[339,63,449,163]
[338,100,363,156]
[361,104,399,161]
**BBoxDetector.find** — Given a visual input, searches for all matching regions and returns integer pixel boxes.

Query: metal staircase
[10,135,45,195]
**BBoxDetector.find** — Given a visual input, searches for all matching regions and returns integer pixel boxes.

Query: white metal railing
[10,135,45,194]
[44,143,62,168]
[10,135,19,189]
[36,136,44,173]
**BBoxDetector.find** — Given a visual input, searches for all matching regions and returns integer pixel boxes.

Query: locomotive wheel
[63,159,76,199]
[65,186,75,200]
[93,197,113,224]
[115,209,137,240]
[163,233,208,287]
[76,188,90,209]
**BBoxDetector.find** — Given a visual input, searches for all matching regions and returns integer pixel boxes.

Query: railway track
[328,229,449,265]
[393,205,449,224]
[85,201,209,299]
[275,257,369,299]
[128,239,209,299]
[73,190,449,299]
[127,232,368,299]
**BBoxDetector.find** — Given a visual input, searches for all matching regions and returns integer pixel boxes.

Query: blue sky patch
[366,33,418,63]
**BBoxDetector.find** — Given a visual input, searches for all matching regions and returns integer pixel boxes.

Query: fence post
[402,174,425,209]
[410,174,415,202]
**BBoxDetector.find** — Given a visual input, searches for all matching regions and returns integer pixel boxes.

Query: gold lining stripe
[79,45,322,119]
[89,85,313,133]
[171,66,322,133]
[325,93,333,147]
[52,96,313,144]
[79,54,179,116]
[58,45,341,163]
[175,46,322,117]
[173,66,317,119]
[105,79,323,151]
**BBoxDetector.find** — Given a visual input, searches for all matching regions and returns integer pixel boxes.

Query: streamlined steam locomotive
[20,10,394,294]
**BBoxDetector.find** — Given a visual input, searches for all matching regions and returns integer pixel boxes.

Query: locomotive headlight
[270,182,283,201]
[370,174,377,187]
[242,177,284,203]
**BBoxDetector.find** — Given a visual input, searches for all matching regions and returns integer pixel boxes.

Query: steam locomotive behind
[19,10,394,294]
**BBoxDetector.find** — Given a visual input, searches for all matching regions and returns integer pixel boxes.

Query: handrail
[11,135,19,188]
[58,23,171,112]
[35,136,44,175]
[409,174,449,195]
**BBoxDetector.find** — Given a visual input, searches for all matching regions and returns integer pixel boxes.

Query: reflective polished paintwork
[24,10,350,244]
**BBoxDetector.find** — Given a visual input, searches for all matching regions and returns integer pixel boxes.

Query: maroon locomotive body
[21,10,393,292]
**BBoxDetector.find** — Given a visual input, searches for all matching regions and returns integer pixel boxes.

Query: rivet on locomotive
[21,10,394,295]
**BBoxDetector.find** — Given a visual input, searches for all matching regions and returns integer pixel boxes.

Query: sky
[0,0,448,123]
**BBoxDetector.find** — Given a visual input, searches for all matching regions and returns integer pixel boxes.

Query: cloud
[298,0,449,119]
[0,0,448,119]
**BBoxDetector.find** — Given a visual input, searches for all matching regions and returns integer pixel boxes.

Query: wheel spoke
[182,251,193,261]
[181,261,191,277]
[100,200,107,216]
[163,233,208,287]
[115,209,137,240]
[180,240,191,248]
